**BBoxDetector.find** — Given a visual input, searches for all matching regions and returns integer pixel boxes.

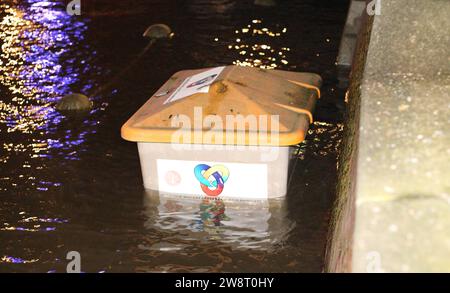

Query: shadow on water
[0,0,349,272]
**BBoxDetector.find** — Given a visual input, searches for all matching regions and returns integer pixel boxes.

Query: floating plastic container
[121,66,321,199]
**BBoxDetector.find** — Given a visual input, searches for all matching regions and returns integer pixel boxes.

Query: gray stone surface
[358,76,450,203]
[328,0,450,272]
[365,0,450,77]
[352,0,450,272]
[337,1,366,88]
[337,0,366,67]
[354,197,450,272]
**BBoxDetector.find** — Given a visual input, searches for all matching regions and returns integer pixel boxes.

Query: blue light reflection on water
[1,255,39,264]
[0,1,107,192]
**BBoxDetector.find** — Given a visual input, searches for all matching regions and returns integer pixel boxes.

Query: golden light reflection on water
[0,2,99,192]
[294,121,344,160]
[1,209,67,233]
[0,6,53,135]
[225,19,291,69]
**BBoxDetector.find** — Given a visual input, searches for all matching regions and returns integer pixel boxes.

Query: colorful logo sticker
[194,164,230,197]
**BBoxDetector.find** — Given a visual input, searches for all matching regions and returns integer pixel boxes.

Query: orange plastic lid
[121,66,321,146]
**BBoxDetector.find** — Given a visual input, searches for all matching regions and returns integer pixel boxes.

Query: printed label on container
[156,159,268,199]
[164,66,225,104]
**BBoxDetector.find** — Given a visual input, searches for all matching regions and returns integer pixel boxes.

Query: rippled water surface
[0,0,348,272]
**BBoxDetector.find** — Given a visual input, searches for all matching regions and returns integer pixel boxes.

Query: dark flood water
[0,0,348,272]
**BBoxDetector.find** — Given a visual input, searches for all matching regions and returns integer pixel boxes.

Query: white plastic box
[137,143,291,199]
[122,66,321,199]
